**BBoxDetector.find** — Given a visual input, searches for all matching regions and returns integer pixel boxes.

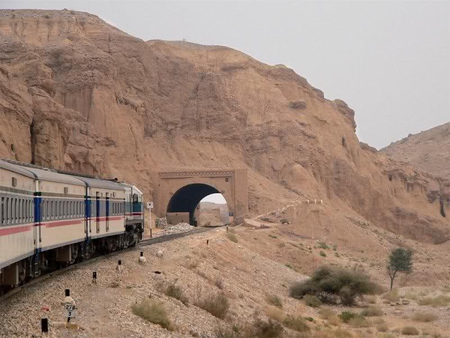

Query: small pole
[206,239,209,246]
[150,228,153,238]
[41,318,49,334]
[92,271,97,284]
[65,289,70,297]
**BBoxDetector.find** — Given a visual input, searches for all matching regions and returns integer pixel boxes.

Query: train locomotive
[0,159,144,292]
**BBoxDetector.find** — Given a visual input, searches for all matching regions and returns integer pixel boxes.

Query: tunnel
[166,183,225,225]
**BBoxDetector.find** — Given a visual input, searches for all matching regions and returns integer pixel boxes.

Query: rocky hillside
[0,9,448,243]
[381,122,450,180]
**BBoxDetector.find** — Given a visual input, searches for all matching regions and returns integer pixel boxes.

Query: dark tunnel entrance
[166,183,226,226]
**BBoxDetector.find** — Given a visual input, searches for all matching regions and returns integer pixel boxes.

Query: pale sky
[2,0,449,152]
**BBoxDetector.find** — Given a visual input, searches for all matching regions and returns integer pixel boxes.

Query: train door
[85,187,91,235]
[105,193,110,232]
[96,192,100,233]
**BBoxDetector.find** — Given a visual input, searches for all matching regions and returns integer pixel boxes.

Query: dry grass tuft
[165,283,189,305]
[304,294,321,308]
[418,295,450,307]
[266,294,283,308]
[411,312,437,322]
[265,307,285,323]
[382,289,399,302]
[194,292,229,319]
[402,326,420,335]
[348,316,370,328]
[282,315,310,333]
[360,306,383,317]
[226,233,238,243]
[131,300,174,331]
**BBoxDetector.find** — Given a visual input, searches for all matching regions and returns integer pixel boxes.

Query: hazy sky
[2,0,449,151]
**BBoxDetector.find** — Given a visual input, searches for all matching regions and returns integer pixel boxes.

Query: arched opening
[166,184,229,226]
[195,193,229,226]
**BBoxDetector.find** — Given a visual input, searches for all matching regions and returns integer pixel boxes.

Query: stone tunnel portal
[166,183,224,225]
[151,169,248,226]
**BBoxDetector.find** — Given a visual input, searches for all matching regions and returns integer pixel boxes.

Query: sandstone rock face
[0,9,448,243]
[382,122,450,181]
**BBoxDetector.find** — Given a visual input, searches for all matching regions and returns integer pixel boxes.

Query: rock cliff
[0,9,448,243]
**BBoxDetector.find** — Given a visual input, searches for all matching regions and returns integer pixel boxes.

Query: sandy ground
[1,208,450,338]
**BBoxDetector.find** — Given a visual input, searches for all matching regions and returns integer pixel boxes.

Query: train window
[1,197,4,225]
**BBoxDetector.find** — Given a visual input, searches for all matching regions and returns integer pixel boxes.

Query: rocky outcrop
[0,9,448,243]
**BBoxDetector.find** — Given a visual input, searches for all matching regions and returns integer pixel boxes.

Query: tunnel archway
[166,183,226,225]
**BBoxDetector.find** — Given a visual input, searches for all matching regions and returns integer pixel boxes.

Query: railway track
[0,226,219,303]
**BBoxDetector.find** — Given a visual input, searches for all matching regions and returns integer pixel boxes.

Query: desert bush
[226,233,238,243]
[319,308,336,320]
[195,293,229,319]
[320,251,327,257]
[360,306,383,317]
[333,329,353,338]
[338,311,358,323]
[373,318,388,332]
[266,294,283,308]
[245,319,284,338]
[265,307,285,322]
[318,241,329,249]
[282,315,310,333]
[280,218,290,224]
[289,266,378,306]
[348,316,370,328]
[402,326,420,335]
[165,283,189,305]
[131,300,174,331]
[411,312,437,322]
[365,295,377,304]
[382,289,399,302]
[304,295,322,308]
[418,295,450,307]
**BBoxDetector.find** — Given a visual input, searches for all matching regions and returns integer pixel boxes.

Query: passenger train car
[0,160,144,292]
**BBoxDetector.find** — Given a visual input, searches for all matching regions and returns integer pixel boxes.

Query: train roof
[23,167,86,186]
[75,176,125,191]
[0,159,38,179]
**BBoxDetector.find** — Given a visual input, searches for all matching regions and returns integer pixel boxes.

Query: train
[0,159,144,292]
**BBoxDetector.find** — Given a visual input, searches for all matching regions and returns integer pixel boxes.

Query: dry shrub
[290,266,378,306]
[373,318,388,332]
[348,316,370,328]
[248,319,284,338]
[265,307,285,323]
[365,295,377,304]
[328,315,341,326]
[131,300,174,331]
[402,326,420,335]
[304,295,321,308]
[195,292,229,319]
[226,233,238,243]
[360,306,383,317]
[319,308,336,320]
[382,289,399,302]
[411,312,437,322]
[282,315,310,333]
[311,328,353,338]
[418,295,450,307]
[165,283,189,305]
[266,294,283,308]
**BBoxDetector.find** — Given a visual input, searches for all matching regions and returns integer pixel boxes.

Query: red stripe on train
[0,225,33,236]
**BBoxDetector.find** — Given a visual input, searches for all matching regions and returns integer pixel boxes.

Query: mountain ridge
[0,9,448,243]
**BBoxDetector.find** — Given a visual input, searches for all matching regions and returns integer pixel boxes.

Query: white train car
[0,160,35,287]
[24,167,87,267]
[76,177,130,252]
[121,182,144,229]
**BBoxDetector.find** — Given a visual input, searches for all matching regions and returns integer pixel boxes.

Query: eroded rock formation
[0,9,448,243]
